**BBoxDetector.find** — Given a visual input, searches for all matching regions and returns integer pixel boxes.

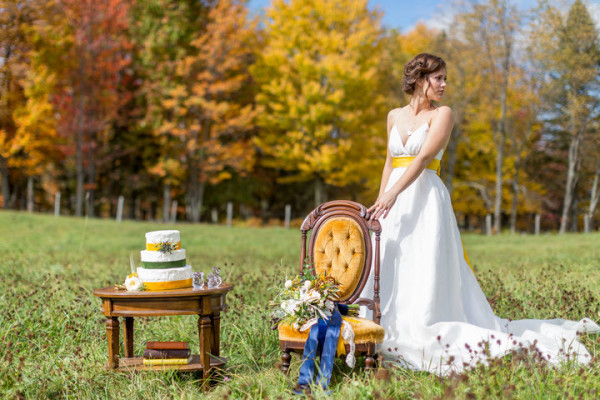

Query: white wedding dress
[359,122,599,375]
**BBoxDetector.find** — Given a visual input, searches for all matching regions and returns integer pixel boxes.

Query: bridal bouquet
[271,264,357,331]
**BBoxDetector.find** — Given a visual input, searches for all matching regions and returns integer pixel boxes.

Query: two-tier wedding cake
[136,230,193,290]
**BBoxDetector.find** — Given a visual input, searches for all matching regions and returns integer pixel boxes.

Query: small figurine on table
[192,272,205,290]
[207,267,222,288]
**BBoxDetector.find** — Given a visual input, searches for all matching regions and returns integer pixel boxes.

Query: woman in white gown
[362,53,599,375]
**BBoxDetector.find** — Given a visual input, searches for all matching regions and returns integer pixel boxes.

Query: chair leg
[365,345,375,371]
[281,350,291,374]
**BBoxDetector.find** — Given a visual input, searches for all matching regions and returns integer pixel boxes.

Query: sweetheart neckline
[391,123,429,148]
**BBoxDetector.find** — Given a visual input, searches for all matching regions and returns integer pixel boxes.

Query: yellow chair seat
[278,316,385,345]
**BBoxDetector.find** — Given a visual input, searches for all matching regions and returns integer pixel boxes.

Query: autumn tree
[0,0,34,208]
[129,0,208,221]
[31,0,132,216]
[158,0,257,222]
[252,0,389,207]
[457,0,520,233]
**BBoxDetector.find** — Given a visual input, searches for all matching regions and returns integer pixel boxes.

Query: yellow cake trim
[146,242,182,251]
[144,278,192,291]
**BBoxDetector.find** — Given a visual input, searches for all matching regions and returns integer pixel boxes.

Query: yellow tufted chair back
[312,217,366,301]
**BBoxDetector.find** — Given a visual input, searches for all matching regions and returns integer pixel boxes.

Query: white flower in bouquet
[301,289,321,303]
[270,261,344,331]
[325,299,335,311]
[124,273,143,291]
[281,299,300,315]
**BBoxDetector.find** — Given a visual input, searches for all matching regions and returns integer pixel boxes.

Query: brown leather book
[145,341,189,350]
[143,349,191,359]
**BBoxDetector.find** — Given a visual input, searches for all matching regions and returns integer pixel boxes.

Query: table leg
[124,317,134,358]
[211,313,221,357]
[106,317,120,369]
[198,315,212,385]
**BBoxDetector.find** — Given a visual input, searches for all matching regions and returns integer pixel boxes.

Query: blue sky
[247,0,450,31]
[247,0,600,32]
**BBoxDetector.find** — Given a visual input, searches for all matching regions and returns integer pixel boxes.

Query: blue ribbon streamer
[295,304,349,392]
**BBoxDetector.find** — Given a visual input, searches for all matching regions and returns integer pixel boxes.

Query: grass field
[2,210,600,399]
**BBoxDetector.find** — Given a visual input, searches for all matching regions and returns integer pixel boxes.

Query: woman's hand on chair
[368,191,397,220]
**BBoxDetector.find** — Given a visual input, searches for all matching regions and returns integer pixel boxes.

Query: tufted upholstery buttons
[313,217,366,300]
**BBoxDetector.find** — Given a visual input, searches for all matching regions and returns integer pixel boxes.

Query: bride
[361,52,599,375]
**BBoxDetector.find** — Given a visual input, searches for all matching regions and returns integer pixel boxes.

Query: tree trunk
[571,190,579,232]
[27,176,34,212]
[559,132,582,234]
[75,91,86,217]
[188,123,200,222]
[0,154,9,209]
[493,127,505,234]
[163,183,171,222]
[587,167,600,231]
[87,136,96,217]
[493,62,509,234]
[194,114,212,223]
[314,176,325,207]
[509,153,521,234]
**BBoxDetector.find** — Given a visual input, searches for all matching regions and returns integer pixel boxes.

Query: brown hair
[402,53,446,95]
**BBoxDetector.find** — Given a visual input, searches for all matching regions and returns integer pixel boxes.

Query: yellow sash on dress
[391,156,474,273]
[392,156,441,176]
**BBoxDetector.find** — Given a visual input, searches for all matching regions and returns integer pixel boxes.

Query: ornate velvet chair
[278,200,385,372]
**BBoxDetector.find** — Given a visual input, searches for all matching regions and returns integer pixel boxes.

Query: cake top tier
[145,230,180,245]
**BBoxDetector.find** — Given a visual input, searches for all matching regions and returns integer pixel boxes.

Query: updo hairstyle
[402,53,446,96]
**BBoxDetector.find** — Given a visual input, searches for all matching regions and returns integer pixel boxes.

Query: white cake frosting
[137,265,192,282]
[145,230,180,244]
[140,249,186,262]
[138,229,192,290]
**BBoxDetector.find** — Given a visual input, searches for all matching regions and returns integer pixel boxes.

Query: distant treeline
[0,0,598,233]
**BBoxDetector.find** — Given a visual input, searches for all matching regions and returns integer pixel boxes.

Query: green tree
[530,0,600,233]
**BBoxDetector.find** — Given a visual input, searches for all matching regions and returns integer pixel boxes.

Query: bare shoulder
[386,107,404,132]
[387,107,404,121]
[433,105,454,122]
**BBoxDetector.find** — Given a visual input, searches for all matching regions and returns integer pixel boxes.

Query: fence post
[285,204,291,229]
[211,208,218,224]
[226,202,233,227]
[485,214,492,236]
[54,192,61,217]
[116,195,124,223]
[534,213,540,236]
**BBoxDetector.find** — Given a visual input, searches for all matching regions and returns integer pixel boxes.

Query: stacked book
[142,341,192,366]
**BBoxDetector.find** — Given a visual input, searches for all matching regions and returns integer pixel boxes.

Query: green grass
[1,210,600,399]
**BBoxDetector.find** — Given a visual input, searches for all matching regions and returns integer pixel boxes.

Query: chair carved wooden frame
[278,200,383,373]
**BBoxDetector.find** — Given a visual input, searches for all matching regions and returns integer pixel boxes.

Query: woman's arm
[369,106,454,220]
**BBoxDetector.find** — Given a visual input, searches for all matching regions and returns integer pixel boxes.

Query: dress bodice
[389,123,444,160]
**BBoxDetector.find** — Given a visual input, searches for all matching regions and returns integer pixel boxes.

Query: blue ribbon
[295,304,349,393]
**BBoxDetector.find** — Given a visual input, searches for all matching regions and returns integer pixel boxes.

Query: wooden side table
[93,284,233,384]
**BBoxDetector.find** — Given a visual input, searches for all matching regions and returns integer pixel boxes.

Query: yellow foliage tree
[251,0,389,206]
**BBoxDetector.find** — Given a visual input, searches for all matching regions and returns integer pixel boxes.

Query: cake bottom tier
[137,265,193,291]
